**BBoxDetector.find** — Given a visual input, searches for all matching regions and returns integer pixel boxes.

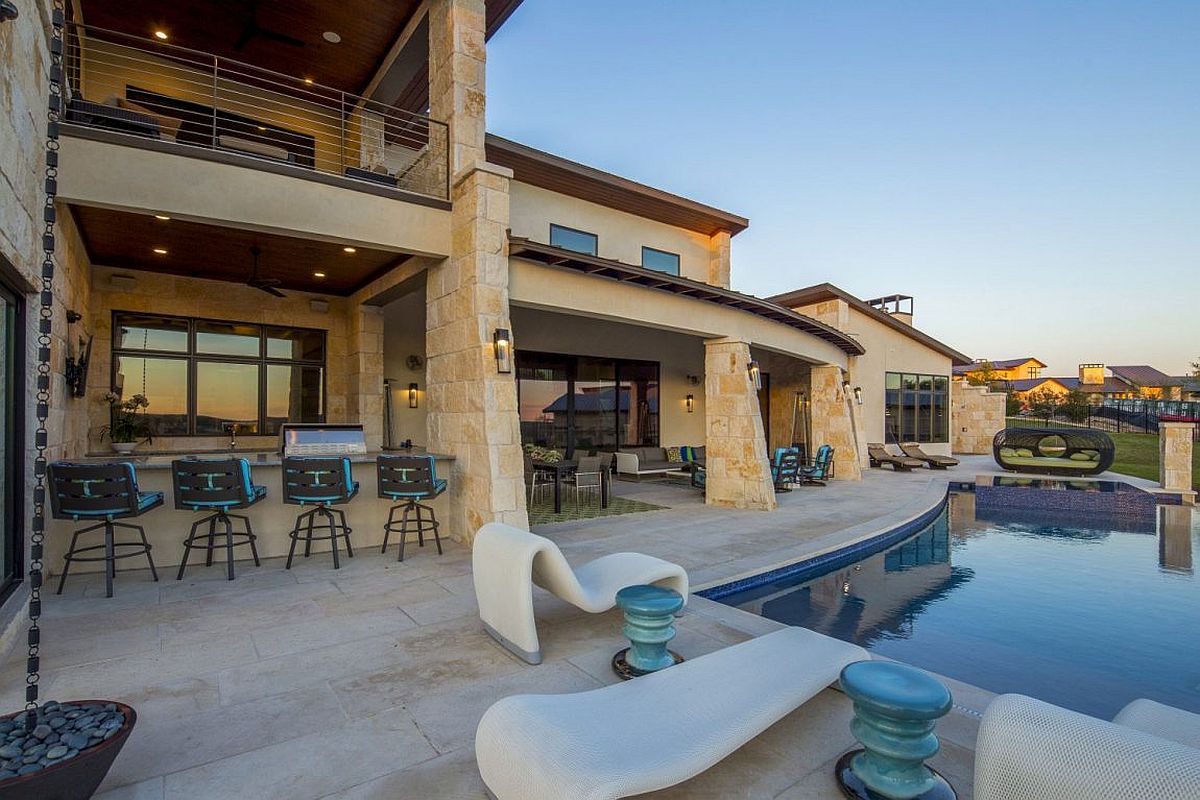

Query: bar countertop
[75,447,456,469]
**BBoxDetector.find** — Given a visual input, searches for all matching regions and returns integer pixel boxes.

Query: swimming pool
[705,487,1200,719]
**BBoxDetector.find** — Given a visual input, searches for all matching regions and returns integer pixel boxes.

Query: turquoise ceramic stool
[836,660,957,800]
[611,584,685,680]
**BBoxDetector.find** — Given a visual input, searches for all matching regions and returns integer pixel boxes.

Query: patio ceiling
[507,237,866,357]
[69,205,408,295]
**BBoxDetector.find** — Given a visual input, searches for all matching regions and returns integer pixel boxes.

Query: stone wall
[951,380,1005,454]
[707,231,731,289]
[808,364,861,480]
[1159,422,1196,500]
[703,338,777,510]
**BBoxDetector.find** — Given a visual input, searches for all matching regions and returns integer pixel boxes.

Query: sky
[485,1,1200,378]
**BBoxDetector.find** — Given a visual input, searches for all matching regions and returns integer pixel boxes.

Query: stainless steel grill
[63,23,449,201]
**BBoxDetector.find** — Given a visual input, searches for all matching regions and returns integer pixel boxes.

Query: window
[517,351,659,456]
[884,372,949,444]
[549,224,598,256]
[111,312,326,436]
[641,247,680,276]
[0,274,23,601]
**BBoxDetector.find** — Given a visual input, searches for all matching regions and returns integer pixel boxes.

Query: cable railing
[62,23,449,201]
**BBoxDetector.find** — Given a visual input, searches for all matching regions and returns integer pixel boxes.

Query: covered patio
[2,460,993,799]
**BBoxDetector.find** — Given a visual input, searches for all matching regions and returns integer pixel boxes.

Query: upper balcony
[62,23,450,205]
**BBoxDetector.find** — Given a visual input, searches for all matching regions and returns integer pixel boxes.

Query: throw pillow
[1068,452,1092,462]
[1015,448,1035,458]
[999,448,1017,458]
[666,446,683,463]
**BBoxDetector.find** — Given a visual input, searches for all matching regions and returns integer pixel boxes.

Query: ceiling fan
[232,0,306,51]
[245,246,285,297]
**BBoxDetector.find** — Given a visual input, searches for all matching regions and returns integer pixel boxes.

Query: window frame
[884,371,950,444]
[110,311,327,437]
[0,269,25,605]
[641,246,681,276]
[549,223,599,256]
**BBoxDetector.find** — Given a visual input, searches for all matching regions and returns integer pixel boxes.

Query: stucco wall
[510,306,707,448]
[509,181,715,284]
[382,289,429,447]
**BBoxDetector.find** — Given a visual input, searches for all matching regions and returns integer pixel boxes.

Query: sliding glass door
[0,281,22,599]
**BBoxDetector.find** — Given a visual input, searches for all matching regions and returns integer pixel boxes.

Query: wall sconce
[685,394,694,413]
[842,380,852,397]
[853,386,864,406]
[747,361,762,391]
[493,328,512,373]
[408,383,419,409]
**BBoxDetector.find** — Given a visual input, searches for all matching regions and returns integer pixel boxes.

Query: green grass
[1006,418,1200,486]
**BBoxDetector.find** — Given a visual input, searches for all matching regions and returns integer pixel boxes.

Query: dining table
[530,458,612,514]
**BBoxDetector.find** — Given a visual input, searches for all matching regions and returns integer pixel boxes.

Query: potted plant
[98,392,153,454]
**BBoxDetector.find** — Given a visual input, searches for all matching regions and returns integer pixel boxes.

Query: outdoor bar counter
[46,448,456,577]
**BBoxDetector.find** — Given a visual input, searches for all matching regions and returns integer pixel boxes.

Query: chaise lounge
[475,627,868,800]
[472,522,688,664]
[867,443,923,472]
[993,427,1114,476]
[899,442,959,469]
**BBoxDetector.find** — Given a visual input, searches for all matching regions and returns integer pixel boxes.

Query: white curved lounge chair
[475,626,868,800]
[472,522,688,664]
[975,693,1200,800]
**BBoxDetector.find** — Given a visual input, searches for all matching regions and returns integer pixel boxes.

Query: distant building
[953,357,1046,384]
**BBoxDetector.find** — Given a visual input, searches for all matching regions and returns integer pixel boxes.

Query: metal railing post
[339,91,346,172]
[211,55,219,150]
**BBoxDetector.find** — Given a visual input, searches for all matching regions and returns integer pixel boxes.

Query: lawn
[1006,418,1200,486]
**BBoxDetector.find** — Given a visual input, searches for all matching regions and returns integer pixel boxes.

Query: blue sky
[486,1,1199,377]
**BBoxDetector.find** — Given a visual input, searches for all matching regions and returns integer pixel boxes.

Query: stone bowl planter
[0,701,136,800]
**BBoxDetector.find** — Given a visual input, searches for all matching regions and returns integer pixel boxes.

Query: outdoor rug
[528,495,667,527]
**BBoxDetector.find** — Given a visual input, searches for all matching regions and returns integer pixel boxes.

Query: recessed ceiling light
[304,77,313,85]
[343,247,357,254]
[256,126,267,132]
[322,31,341,44]
[154,214,170,221]
[152,247,168,255]
[154,30,168,41]
[313,272,326,278]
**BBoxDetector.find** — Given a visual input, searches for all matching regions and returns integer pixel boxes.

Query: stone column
[347,305,385,451]
[1160,422,1196,503]
[429,0,487,176]
[703,338,776,511]
[951,380,1006,454]
[809,364,862,480]
[707,231,731,288]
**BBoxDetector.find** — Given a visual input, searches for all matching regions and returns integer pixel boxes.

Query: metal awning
[508,237,866,357]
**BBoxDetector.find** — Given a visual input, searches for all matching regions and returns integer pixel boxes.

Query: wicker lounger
[867,443,923,471]
[899,442,960,469]
[475,627,868,799]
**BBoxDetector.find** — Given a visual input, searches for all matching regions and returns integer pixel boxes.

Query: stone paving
[0,459,1004,799]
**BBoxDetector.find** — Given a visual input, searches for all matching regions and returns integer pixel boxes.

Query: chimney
[1079,363,1106,385]
[865,294,914,326]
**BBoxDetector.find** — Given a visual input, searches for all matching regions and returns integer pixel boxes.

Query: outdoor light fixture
[686,394,694,413]
[854,386,864,405]
[343,246,357,254]
[154,30,168,40]
[408,383,419,408]
[842,380,852,397]
[154,214,170,221]
[747,361,762,391]
[493,328,512,373]
[0,1,18,23]
[152,247,168,255]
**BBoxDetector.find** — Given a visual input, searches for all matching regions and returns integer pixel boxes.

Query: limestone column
[703,338,776,510]
[707,231,731,288]
[426,0,528,541]
[809,364,862,480]
[1159,422,1196,503]
[347,305,385,451]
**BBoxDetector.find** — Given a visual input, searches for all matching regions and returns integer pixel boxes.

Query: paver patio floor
[0,460,1000,798]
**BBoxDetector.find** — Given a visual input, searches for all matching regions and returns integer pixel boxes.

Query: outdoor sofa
[993,427,1114,476]
[614,446,704,478]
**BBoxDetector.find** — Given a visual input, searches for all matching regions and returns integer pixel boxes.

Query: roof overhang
[508,238,865,357]
[488,135,749,238]
[769,282,971,366]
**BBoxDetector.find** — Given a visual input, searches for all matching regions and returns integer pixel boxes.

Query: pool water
[714,492,1200,719]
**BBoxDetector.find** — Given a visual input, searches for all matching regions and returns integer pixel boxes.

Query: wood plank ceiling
[70,205,407,296]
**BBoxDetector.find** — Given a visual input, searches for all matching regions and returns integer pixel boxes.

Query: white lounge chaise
[974,694,1200,800]
[472,522,688,664]
[475,626,868,799]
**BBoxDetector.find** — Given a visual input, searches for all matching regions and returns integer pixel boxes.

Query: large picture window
[111,312,326,436]
[885,372,949,444]
[517,351,658,457]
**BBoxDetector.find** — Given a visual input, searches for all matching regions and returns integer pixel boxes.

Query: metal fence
[63,23,449,201]
[1009,398,1200,440]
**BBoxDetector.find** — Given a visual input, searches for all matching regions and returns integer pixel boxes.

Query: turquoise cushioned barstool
[282,456,358,570]
[172,457,266,581]
[48,461,163,598]
[377,454,446,562]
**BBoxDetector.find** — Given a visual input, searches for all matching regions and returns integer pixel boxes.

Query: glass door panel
[0,284,18,593]
[517,357,570,453]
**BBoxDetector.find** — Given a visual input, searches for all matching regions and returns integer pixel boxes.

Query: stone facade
[703,338,777,510]
[1159,422,1196,501]
[951,380,1006,454]
[707,230,731,289]
[808,364,861,480]
[429,0,487,177]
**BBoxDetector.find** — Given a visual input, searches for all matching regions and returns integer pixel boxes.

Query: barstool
[377,454,446,562]
[48,462,162,598]
[172,458,266,581]
[282,456,358,569]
